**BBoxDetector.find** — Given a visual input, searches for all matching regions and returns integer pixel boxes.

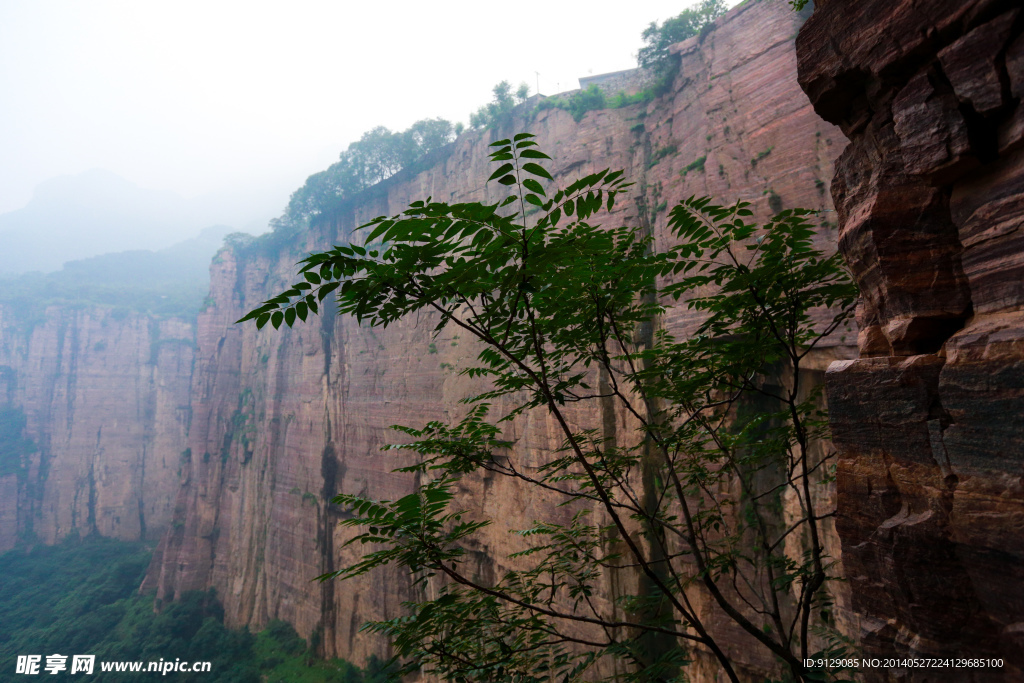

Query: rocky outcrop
[798,0,1024,678]
[0,306,193,552]
[148,0,852,676]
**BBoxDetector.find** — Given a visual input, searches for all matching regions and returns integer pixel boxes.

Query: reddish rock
[830,122,971,354]
[892,68,976,180]
[0,307,193,552]
[799,0,1024,677]
[938,10,1019,116]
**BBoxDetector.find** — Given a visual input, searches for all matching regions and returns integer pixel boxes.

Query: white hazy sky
[0,0,739,227]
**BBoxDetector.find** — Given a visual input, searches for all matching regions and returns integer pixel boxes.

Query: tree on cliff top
[240,134,857,682]
[638,0,727,87]
[283,118,458,226]
[470,81,531,130]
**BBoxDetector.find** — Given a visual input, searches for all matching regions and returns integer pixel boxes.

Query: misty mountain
[0,169,268,275]
[0,224,236,318]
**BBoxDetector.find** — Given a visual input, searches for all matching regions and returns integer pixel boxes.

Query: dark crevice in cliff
[138,443,148,541]
[318,299,341,658]
[86,463,98,536]
[318,439,339,658]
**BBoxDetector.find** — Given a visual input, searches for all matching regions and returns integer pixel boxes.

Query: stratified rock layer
[0,306,193,552]
[147,1,852,677]
[798,0,1024,678]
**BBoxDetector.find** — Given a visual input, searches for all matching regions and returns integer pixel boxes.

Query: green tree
[470,81,531,130]
[637,0,727,86]
[280,118,457,227]
[241,134,856,682]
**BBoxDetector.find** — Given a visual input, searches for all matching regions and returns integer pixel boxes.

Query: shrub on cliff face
[241,134,857,682]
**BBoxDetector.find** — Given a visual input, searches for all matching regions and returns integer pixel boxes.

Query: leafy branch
[239,132,857,682]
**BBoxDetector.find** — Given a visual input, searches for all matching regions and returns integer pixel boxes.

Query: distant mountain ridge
[0,169,265,275]
[0,224,236,318]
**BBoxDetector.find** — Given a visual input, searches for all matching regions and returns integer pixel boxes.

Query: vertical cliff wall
[797,0,1024,678]
[0,305,193,552]
[148,1,853,676]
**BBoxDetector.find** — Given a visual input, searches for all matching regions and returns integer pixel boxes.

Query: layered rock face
[147,1,852,676]
[797,1,1024,677]
[0,305,193,552]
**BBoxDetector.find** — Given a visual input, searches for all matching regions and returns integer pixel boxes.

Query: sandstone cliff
[797,0,1024,678]
[0,305,193,552]
[147,1,852,677]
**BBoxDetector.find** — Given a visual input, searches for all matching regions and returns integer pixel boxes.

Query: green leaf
[488,163,514,182]
[318,281,340,301]
[523,178,545,196]
[271,311,283,330]
[522,162,554,181]
[285,307,296,327]
[489,138,511,147]
[518,149,551,160]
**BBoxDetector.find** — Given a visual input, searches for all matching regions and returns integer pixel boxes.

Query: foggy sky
[1,0,739,235]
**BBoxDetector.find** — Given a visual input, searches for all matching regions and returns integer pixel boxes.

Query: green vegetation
[530,1,737,126]
[282,118,459,229]
[470,81,531,130]
[682,154,707,175]
[637,0,727,91]
[236,117,463,263]
[0,538,396,682]
[649,143,679,167]
[752,146,774,166]
[609,90,655,109]
[535,84,608,123]
[243,132,858,682]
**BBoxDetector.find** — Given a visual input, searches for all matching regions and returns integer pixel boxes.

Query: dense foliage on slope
[0,538,396,682]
